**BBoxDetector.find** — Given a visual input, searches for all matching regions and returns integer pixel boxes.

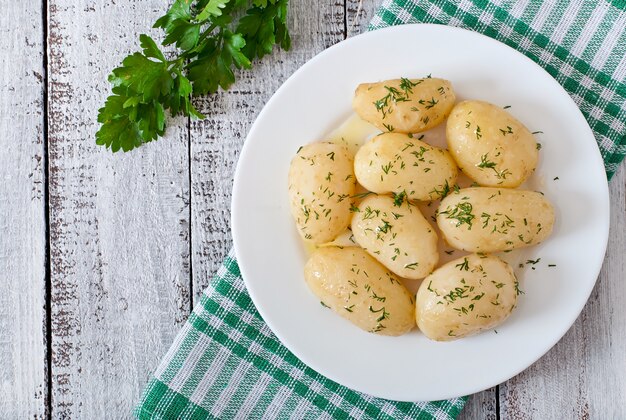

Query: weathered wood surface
[47,1,190,417]
[1,0,625,418]
[0,2,46,418]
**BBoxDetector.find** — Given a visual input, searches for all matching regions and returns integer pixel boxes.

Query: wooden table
[2,0,624,418]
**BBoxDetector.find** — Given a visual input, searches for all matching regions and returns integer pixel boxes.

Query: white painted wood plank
[47,1,190,417]
[0,2,46,418]
[347,0,378,37]
[500,163,626,419]
[190,0,346,298]
[458,388,497,420]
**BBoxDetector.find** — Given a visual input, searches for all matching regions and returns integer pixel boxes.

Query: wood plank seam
[1,0,47,416]
[42,0,52,417]
[187,113,194,315]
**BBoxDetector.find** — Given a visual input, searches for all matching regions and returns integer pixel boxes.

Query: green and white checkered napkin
[136,1,626,419]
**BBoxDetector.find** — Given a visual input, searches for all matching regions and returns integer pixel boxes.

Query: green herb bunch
[96,0,291,152]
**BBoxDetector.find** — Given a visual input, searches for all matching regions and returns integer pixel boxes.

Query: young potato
[446,100,538,187]
[437,187,555,253]
[353,77,456,133]
[415,254,518,341]
[351,195,438,279]
[354,132,458,201]
[288,143,356,244]
[304,247,415,336]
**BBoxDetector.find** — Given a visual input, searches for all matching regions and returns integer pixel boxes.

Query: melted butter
[326,114,380,156]
[302,240,318,256]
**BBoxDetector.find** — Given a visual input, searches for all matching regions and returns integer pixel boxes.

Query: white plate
[231,24,610,401]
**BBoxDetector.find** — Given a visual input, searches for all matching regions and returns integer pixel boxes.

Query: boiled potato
[353,77,456,133]
[437,187,554,253]
[354,132,458,201]
[351,195,438,279]
[446,100,538,187]
[288,143,356,244]
[304,247,415,336]
[416,254,518,341]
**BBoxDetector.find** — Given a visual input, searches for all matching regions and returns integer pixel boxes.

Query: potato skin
[288,143,356,244]
[354,133,458,201]
[446,100,538,187]
[351,195,438,279]
[304,247,415,336]
[416,254,518,341]
[437,188,554,253]
[353,78,456,133]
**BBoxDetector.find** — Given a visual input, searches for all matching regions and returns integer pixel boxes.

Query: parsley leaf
[139,34,166,62]
[197,0,230,20]
[238,0,290,60]
[108,52,173,102]
[162,20,201,51]
[97,0,291,152]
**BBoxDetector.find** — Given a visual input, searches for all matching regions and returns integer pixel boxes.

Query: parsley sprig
[96,0,291,152]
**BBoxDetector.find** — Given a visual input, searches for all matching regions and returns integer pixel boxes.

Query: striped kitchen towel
[136,1,626,419]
